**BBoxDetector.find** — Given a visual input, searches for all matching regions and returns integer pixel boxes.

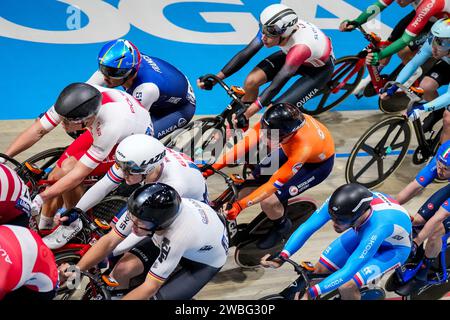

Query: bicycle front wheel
[163,117,226,164]
[345,116,411,189]
[300,56,365,115]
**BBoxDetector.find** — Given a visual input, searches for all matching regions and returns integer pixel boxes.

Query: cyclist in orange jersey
[204,103,335,249]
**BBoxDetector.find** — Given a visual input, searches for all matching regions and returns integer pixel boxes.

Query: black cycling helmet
[328,183,373,225]
[260,102,305,140]
[54,83,102,121]
[127,182,181,231]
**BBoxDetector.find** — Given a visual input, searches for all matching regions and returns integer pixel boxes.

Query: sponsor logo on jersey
[0,246,12,264]
[178,118,187,127]
[324,278,343,290]
[445,201,449,207]
[158,237,171,263]
[296,88,319,107]
[198,245,213,252]
[292,163,303,174]
[391,235,404,241]
[411,0,436,29]
[359,235,378,259]
[143,55,162,74]
[419,176,425,182]
[428,203,434,210]
[289,186,299,196]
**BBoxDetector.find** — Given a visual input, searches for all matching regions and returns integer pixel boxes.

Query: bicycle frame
[331,26,390,95]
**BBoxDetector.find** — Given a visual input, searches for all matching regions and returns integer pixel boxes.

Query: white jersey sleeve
[86,71,107,86]
[113,209,133,238]
[80,111,122,169]
[149,233,189,282]
[132,82,160,112]
[39,106,61,131]
[75,164,124,211]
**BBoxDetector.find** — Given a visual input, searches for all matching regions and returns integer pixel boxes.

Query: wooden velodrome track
[1,110,448,300]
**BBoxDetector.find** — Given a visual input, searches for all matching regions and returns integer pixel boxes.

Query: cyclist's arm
[132,83,160,112]
[258,45,311,107]
[395,39,432,84]
[396,180,424,205]
[379,2,443,60]
[75,164,124,212]
[4,106,60,157]
[351,0,390,26]
[77,230,124,270]
[309,227,391,298]
[86,71,106,86]
[220,32,264,78]
[415,205,450,246]
[212,122,261,170]
[281,199,332,257]
[40,125,121,201]
[236,146,311,210]
[423,85,450,112]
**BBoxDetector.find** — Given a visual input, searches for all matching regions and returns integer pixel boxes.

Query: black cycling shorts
[388,10,433,51]
[417,183,450,233]
[256,50,334,108]
[3,287,55,301]
[425,59,450,87]
[129,237,221,300]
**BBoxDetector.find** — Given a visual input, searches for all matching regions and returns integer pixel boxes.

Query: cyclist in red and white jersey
[0,224,58,300]
[197,3,334,126]
[3,83,152,230]
[0,163,32,227]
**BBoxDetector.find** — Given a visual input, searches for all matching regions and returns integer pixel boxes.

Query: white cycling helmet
[431,18,450,49]
[115,134,166,175]
[260,4,298,38]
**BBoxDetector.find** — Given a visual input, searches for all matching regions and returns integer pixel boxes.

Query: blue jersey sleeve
[282,198,331,257]
[309,225,392,298]
[415,156,437,187]
[396,37,432,85]
[423,85,450,112]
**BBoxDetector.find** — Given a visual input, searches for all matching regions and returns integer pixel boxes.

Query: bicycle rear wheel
[300,56,365,115]
[164,117,226,164]
[345,116,411,189]
[235,200,317,268]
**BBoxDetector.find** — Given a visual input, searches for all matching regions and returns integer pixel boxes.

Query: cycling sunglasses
[99,64,133,79]
[433,36,450,49]
[129,213,157,233]
[260,24,283,38]
[115,159,146,175]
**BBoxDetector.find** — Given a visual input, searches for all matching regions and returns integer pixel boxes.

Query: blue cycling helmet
[98,39,141,79]
[437,140,450,166]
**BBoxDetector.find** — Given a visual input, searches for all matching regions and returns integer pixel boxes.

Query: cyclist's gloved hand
[197,75,215,90]
[59,207,83,226]
[407,102,426,121]
[339,19,358,32]
[226,202,242,220]
[261,251,288,268]
[380,84,399,97]
[234,107,249,129]
[202,169,214,178]
[366,51,380,66]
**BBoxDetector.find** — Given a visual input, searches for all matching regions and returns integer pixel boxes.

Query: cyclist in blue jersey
[88,39,196,139]
[381,19,450,143]
[396,140,450,289]
[261,183,412,300]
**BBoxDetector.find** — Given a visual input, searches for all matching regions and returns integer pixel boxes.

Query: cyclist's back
[0,225,58,300]
[126,55,193,111]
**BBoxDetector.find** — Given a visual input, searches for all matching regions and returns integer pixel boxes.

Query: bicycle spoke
[388,125,405,149]
[377,157,384,178]
[375,123,399,150]
[354,156,377,181]
[361,143,376,156]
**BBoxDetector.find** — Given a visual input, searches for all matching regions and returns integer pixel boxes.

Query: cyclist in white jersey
[60,183,227,300]
[2,83,152,230]
[54,135,208,289]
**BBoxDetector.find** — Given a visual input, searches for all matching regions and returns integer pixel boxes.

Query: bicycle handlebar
[384,81,422,108]
[205,165,240,203]
[199,74,248,111]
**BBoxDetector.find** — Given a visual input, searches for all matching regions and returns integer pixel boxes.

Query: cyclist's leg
[273,57,334,110]
[151,101,196,140]
[341,245,410,300]
[110,236,160,289]
[154,258,221,300]
[244,51,285,103]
